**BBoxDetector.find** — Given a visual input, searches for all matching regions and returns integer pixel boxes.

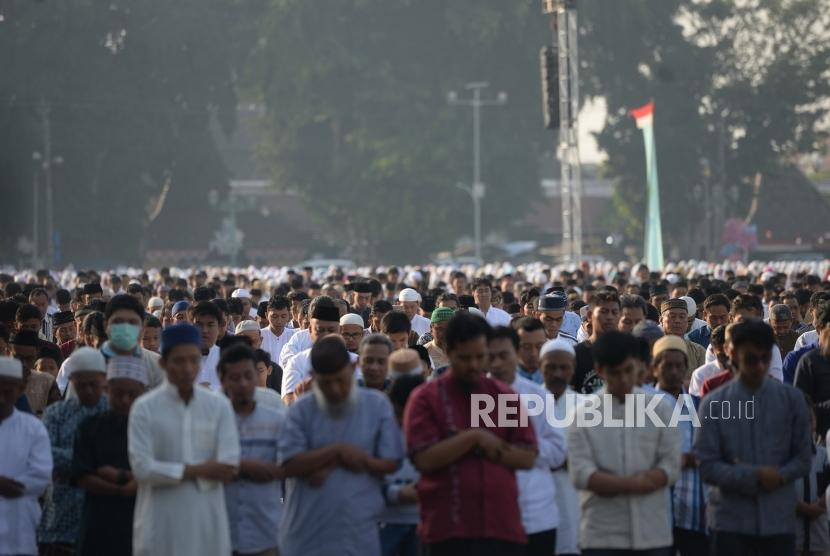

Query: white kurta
[552,389,586,555]
[483,306,512,327]
[282,348,358,396]
[409,314,431,338]
[128,382,241,556]
[0,409,53,556]
[279,329,312,369]
[197,345,221,391]
[261,326,295,364]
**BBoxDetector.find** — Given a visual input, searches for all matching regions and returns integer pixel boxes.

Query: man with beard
[404,312,537,556]
[278,336,403,556]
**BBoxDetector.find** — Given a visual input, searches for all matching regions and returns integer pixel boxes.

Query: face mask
[109,323,140,351]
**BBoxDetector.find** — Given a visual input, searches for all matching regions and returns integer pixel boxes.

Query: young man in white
[128,323,240,556]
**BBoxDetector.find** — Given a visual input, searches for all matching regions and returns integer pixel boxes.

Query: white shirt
[410,314,431,338]
[482,306,512,328]
[282,347,359,396]
[0,409,53,556]
[568,387,682,550]
[561,311,581,339]
[198,345,221,391]
[254,387,286,411]
[260,326,295,365]
[279,329,312,369]
[796,330,819,351]
[509,375,565,534]
[689,361,724,397]
[705,342,783,382]
[689,318,707,334]
[128,382,241,556]
[552,388,587,555]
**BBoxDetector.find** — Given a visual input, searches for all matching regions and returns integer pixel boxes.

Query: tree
[245,0,552,262]
[0,0,245,265]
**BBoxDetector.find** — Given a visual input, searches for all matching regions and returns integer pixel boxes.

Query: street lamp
[447,82,507,260]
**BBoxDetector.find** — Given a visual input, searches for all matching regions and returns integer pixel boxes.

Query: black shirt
[71,411,134,556]
[795,350,830,437]
[573,340,604,394]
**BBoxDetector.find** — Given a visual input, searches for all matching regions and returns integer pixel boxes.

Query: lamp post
[448,82,507,260]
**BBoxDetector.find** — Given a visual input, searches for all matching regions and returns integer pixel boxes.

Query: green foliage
[0,0,243,264]
[244,0,551,262]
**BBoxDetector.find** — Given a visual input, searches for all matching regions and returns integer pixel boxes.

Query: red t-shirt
[404,372,537,545]
[701,370,734,397]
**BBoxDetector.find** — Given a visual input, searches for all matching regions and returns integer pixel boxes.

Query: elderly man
[340,313,366,353]
[39,347,110,554]
[0,357,53,556]
[660,299,706,374]
[235,320,263,350]
[398,288,431,338]
[539,338,585,556]
[357,333,392,390]
[424,307,452,370]
[279,336,404,556]
[652,336,708,555]
[769,304,799,357]
[128,323,240,556]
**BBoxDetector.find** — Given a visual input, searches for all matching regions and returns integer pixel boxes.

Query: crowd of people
[0,259,829,556]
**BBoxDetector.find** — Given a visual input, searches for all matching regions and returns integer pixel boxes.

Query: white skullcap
[680,296,697,316]
[231,288,251,299]
[467,307,485,318]
[398,288,421,303]
[665,273,679,285]
[0,357,23,380]
[340,313,366,327]
[67,347,107,376]
[147,296,164,310]
[408,271,423,284]
[107,356,149,386]
[235,320,261,334]
[539,338,576,359]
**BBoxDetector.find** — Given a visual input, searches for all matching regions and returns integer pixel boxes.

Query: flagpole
[630,101,664,269]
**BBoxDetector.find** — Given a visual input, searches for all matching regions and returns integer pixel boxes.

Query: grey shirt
[278,387,404,556]
[696,377,812,536]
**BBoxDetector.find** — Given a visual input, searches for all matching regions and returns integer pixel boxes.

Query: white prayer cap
[106,356,149,386]
[67,347,107,376]
[235,320,260,335]
[680,296,697,316]
[665,273,679,285]
[147,296,164,311]
[539,337,576,359]
[467,307,485,318]
[0,357,23,380]
[231,288,251,299]
[340,313,365,328]
[407,271,423,284]
[398,288,421,303]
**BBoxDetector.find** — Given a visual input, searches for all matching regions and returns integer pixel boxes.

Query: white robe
[261,326,295,365]
[552,389,587,555]
[279,329,312,369]
[282,348,358,396]
[128,382,241,556]
[0,409,53,556]
[197,345,221,391]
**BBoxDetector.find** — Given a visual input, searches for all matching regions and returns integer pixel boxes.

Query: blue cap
[171,301,191,316]
[161,323,201,356]
[537,294,567,311]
